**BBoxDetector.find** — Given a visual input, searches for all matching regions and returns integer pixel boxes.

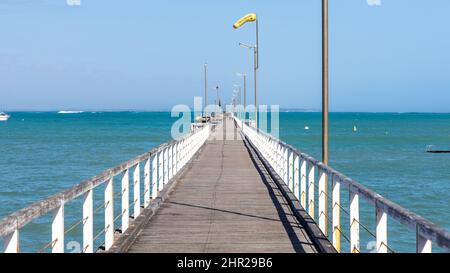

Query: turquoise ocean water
[0,112,449,252]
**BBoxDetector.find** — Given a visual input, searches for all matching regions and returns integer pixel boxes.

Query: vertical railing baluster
[270,139,275,168]
[308,164,315,218]
[51,202,64,253]
[318,168,327,235]
[332,175,341,252]
[133,164,141,218]
[83,189,93,253]
[288,150,294,190]
[278,144,282,177]
[168,146,172,181]
[174,143,178,175]
[350,189,360,253]
[164,148,169,184]
[121,169,129,232]
[3,228,19,253]
[144,158,150,207]
[283,147,288,184]
[293,155,300,199]
[104,177,114,251]
[151,155,158,199]
[416,227,432,253]
[158,150,163,191]
[276,143,281,175]
[300,159,307,209]
[376,206,387,253]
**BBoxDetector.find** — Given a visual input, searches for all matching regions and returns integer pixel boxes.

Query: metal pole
[204,63,208,118]
[244,74,247,119]
[322,0,328,165]
[322,0,329,237]
[216,86,219,113]
[254,19,259,128]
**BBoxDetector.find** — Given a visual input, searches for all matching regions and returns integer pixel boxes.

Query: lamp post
[233,13,259,128]
[238,42,257,125]
[321,0,329,240]
[204,63,208,119]
[236,73,247,120]
[233,84,242,119]
[215,85,220,114]
[322,0,328,166]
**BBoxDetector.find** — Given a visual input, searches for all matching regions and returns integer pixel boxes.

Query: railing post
[183,139,187,167]
[3,228,19,253]
[308,164,315,218]
[376,206,387,253]
[158,150,163,191]
[283,147,288,184]
[350,189,360,253]
[168,146,172,181]
[332,175,341,252]
[133,164,141,218]
[151,155,158,199]
[276,143,281,175]
[104,177,114,251]
[51,202,64,253]
[416,227,432,253]
[293,155,300,199]
[121,169,129,232]
[269,139,274,167]
[144,158,151,207]
[300,159,307,209]
[164,148,169,184]
[288,150,294,190]
[174,143,178,174]
[83,189,93,253]
[318,168,328,236]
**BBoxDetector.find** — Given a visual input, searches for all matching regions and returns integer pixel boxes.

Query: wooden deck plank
[127,118,319,253]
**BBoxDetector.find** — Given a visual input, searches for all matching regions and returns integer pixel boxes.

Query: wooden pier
[1,115,449,253]
[125,118,323,253]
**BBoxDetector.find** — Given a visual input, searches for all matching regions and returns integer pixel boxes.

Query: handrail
[234,116,450,253]
[1,123,212,253]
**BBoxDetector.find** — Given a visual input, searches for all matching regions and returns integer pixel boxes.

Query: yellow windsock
[233,13,257,29]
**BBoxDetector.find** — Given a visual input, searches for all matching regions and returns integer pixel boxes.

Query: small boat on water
[0,112,10,121]
[426,145,450,154]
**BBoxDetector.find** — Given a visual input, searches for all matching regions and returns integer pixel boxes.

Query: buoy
[304,126,309,130]
[353,125,357,132]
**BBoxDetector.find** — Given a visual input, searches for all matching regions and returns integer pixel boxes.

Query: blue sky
[0,0,449,112]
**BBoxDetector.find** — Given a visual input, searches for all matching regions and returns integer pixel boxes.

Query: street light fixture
[233,13,259,128]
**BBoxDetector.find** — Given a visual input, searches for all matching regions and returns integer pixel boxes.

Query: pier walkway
[127,118,320,253]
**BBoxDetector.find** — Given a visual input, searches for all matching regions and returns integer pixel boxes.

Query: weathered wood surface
[128,118,319,253]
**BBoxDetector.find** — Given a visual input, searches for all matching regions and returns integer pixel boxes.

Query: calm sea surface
[0,112,449,252]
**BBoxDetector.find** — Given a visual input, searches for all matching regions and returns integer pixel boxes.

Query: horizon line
[3,109,450,114]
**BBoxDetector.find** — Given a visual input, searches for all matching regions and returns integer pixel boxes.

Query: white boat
[0,112,10,121]
[58,110,84,114]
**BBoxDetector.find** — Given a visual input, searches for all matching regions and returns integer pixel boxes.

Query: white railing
[234,116,450,253]
[0,124,211,253]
